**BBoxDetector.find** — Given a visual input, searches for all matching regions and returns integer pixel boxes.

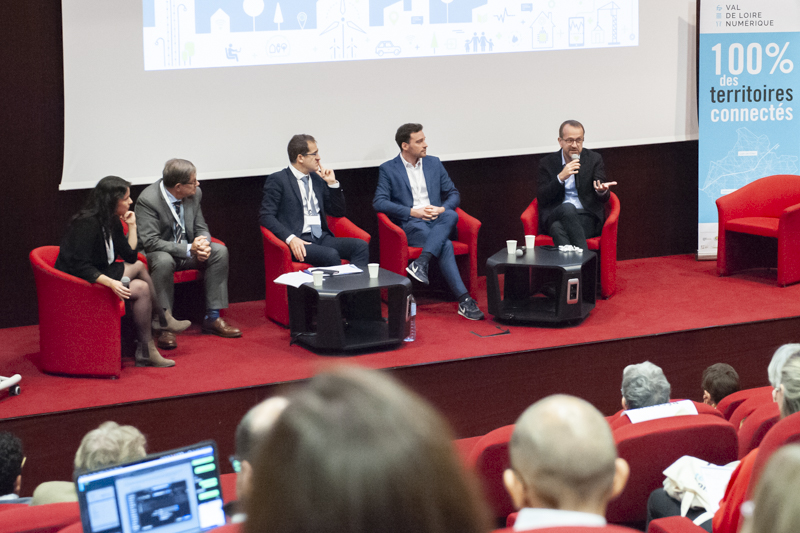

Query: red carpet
[1,254,799,420]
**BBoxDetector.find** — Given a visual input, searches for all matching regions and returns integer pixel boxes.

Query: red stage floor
[1,254,799,420]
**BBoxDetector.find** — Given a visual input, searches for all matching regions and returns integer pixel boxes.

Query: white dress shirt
[286,165,339,244]
[513,507,607,530]
[400,154,430,209]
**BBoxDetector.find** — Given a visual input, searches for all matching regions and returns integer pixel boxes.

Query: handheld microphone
[121,276,131,288]
[571,154,580,162]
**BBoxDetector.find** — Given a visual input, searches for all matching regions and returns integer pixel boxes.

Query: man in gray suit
[135,158,241,349]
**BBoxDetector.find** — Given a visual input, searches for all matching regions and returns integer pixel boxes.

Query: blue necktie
[301,176,322,239]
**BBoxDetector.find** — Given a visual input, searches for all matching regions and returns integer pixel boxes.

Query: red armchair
[30,246,124,378]
[520,192,619,298]
[716,174,800,286]
[261,216,371,327]
[376,207,480,295]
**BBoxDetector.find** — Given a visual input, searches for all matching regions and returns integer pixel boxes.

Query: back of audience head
[702,363,740,407]
[0,432,24,497]
[777,354,800,418]
[741,444,800,533]
[504,395,629,515]
[74,421,146,474]
[244,365,490,533]
[234,396,289,502]
[768,343,800,389]
[621,361,671,410]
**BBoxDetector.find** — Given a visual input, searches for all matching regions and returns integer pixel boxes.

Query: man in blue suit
[259,135,369,267]
[373,124,484,320]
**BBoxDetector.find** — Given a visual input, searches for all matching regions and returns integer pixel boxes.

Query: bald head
[506,395,626,512]
[235,397,289,463]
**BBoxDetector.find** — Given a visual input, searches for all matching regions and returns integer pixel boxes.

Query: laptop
[75,441,227,533]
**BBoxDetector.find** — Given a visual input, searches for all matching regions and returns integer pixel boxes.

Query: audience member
[767,343,800,388]
[621,361,671,410]
[646,348,800,533]
[32,421,146,505]
[740,444,800,533]
[0,432,30,504]
[244,365,490,533]
[502,394,633,531]
[701,363,740,408]
[227,396,289,523]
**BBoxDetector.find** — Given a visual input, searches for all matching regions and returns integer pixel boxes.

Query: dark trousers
[301,232,369,268]
[646,488,712,532]
[544,203,602,252]
[402,209,467,298]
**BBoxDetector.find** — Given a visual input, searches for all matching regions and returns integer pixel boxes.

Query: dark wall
[0,1,699,329]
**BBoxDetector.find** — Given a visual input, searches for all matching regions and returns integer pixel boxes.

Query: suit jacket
[537,148,609,229]
[372,155,460,226]
[258,167,345,242]
[55,216,138,283]
[134,179,211,258]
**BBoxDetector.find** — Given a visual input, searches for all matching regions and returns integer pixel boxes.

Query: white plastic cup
[368,263,380,278]
[312,270,324,287]
[506,240,517,254]
[525,235,536,250]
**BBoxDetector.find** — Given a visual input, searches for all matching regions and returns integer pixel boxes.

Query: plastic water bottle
[404,293,416,342]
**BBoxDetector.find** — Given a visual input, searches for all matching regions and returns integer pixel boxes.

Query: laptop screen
[75,441,226,533]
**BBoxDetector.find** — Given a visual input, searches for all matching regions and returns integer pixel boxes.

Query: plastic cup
[525,235,536,249]
[506,240,517,254]
[368,263,380,278]
[312,270,324,287]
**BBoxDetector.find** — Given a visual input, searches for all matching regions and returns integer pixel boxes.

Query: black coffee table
[287,268,412,351]
[486,247,597,324]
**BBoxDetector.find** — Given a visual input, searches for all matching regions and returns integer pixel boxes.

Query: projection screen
[61,0,697,189]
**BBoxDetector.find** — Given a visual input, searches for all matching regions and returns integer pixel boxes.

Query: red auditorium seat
[55,524,82,533]
[0,502,80,533]
[466,424,516,522]
[715,386,773,420]
[520,192,619,297]
[607,401,723,431]
[376,207,480,295]
[747,410,800,494]
[647,516,707,533]
[29,246,125,378]
[606,415,738,526]
[211,524,242,532]
[453,434,483,462]
[728,390,774,429]
[220,472,238,504]
[261,216,371,327]
[737,402,780,459]
[716,174,800,286]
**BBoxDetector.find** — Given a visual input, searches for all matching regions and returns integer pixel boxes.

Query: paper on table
[304,264,363,275]
[624,399,699,424]
[273,272,313,288]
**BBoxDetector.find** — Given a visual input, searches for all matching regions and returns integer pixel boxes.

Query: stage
[1,254,799,495]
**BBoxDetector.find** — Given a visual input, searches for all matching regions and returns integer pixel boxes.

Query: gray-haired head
[768,344,800,389]
[506,395,626,512]
[621,362,671,410]
[73,421,146,474]
[235,396,290,464]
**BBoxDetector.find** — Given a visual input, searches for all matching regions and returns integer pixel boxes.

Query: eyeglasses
[228,455,241,473]
[561,138,584,145]
[303,151,319,157]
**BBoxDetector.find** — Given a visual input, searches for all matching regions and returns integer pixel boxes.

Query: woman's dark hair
[73,176,131,234]
[244,365,490,533]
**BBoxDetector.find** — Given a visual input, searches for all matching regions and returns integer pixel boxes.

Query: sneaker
[406,260,430,285]
[458,297,485,320]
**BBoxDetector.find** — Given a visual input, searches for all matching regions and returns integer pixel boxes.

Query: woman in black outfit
[55,176,189,367]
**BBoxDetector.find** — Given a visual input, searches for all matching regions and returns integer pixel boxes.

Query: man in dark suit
[537,120,617,252]
[135,158,241,348]
[373,123,483,320]
[259,134,369,268]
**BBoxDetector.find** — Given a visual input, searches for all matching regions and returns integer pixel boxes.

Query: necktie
[301,176,322,239]
[173,201,184,243]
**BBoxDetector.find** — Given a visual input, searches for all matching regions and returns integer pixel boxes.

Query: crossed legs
[402,209,468,298]
[545,203,602,253]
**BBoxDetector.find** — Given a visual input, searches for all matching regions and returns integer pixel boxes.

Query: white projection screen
[61,1,697,190]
